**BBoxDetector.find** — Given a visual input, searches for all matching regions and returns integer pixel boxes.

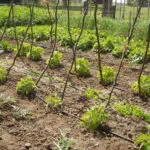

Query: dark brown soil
[0,40,150,150]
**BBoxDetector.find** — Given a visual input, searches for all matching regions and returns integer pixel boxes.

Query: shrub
[80,105,109,131]
[47,51,63,69]
[45,95,62,109]
[136,134,150,150]
[74,58,90,77]
[27,46,44,61]
[0,66,7,84]
[131,75,150,97]
[98,66,116,85]
[0,40,11,51]
[84,88,101,101]
[16,77,36,96]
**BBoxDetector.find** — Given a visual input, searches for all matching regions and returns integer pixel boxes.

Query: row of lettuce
[3,25,148,64]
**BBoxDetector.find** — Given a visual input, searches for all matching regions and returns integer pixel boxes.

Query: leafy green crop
[78,34,96,51]
[16,77,36,96]
[114,102,150,123]
[131,75,150,98]
[98,66,116,85]
[112,45,129,58]
[0,40,11,51]
[80,105,109,131]
[136,134,150,150]
[102,36,115,53]
[12,42,31,56]
[47,51,63,69]
[74,58,90,77]
[84,88,101,101]
[45,95,63,109]
[0,66,7,84]
[27,46,45,61]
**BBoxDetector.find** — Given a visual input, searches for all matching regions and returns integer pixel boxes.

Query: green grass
[0,5,149,41]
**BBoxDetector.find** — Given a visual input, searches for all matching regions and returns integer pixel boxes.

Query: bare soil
[0,40,150,150]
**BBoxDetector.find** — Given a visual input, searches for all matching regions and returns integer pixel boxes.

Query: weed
[84,88,101,101]
[74,58,90,77]
[0,94,16,108]
[12,106,32,120]
[131,75,150,97]
[98,66,116,85]
[53,129,74,150]
[0,66,7,84]
[16,77,36,96]
[47,51,63,69]
[45,95,63,109]
[80,105,109,131]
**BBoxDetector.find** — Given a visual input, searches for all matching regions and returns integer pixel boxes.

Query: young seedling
[114,102,150,123]
[46,51,63,69]
[16,77,36,96]
[0,66,7,84]
[0,40,11,52]
[135,134,150,150]
[84,88,101,101]
[80,105,109,131]
[98,66,116,85]
[131,75,150,98]
[73,58,90,77]
[45,95,63,109]
[27,46,44,61]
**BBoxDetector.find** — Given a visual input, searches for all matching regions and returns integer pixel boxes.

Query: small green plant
[45,95,63,109]
[0,94,16,108]
[136,134,150,150]
[0,40,11,51]
[114,102,150,123]
[102,36,115,53]
[0,66,7,84]
[53,129,74,150]
[27,46,44,61]
[98,66,116,85]
[47,51,63,68]
[12,106,32,120]
[13,42,31,56]
[112,45,129,58]
[78,34,96,51]
[131,75,150,98]
[74,58,90,77]
[80,105,109,131]
[16,77,36,96]
[84,88,101,101]
[114,102,144,117]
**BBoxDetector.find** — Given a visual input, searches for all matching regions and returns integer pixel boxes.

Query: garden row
[0,41,150,148]
[4,25,149,64]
